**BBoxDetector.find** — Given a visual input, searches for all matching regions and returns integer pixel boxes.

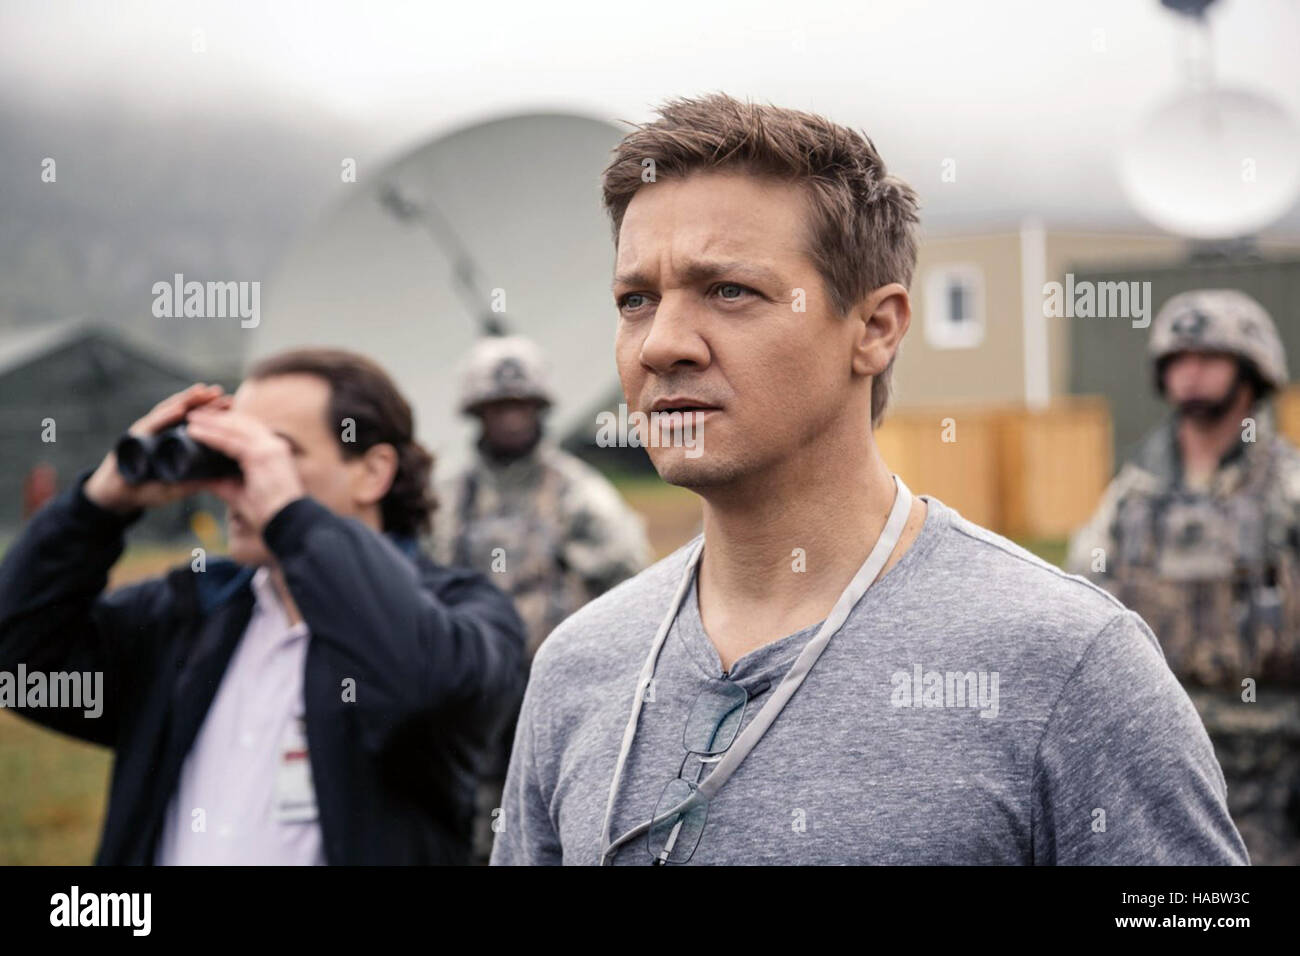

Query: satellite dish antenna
[255,112,627,475]
[1120,88,1300,240]
[375,182,509,337]
[1120,0,1300,239]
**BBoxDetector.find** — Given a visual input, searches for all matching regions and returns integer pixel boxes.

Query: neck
[694,424,918,670]
[478,429,543,466]
[267,564,304,627]
[1177,391,1255,479]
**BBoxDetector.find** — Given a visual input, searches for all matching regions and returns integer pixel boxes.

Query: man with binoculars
[0,349,527,865]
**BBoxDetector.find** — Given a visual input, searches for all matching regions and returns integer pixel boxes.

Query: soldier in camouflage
[1068,289,1300,864]
[432,335,652,862]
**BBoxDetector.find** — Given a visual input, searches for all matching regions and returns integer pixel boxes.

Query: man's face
[613,171,866,489]
[222,373,361,565]
[476,398,544,456]
[1163,351,1242,420]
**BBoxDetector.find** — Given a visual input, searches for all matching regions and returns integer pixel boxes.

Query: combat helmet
[1149,289,1288,395]
[458,335,555,414]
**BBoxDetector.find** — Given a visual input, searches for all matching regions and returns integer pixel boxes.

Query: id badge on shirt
[274,716,319,824]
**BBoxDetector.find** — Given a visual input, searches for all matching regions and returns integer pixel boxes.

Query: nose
[1181,353,1219,382]
[638,295,711,374]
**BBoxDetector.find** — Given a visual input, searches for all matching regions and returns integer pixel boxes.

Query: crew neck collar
[671,493,945,685]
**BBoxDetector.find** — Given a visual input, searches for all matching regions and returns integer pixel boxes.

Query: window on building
[924,264,985,349]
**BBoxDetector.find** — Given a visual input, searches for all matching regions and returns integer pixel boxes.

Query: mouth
[648,397,723,416]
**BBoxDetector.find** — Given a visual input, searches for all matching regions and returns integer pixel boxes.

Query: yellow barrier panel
[875,408,1002,529]
[876,398,1113,539]
[1275,387,1300,447]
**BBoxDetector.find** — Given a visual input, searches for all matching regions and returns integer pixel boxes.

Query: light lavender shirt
[154,567,325,865]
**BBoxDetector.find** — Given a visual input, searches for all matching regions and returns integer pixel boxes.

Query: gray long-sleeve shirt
[491,495,1249,865]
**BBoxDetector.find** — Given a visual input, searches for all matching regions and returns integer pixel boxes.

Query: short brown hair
[248,348,435,537]
[602,93,920,426]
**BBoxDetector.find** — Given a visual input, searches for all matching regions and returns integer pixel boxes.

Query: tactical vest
[449,461,584,658]
[1110,439,1300,689]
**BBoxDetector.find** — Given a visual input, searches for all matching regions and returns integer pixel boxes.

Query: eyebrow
[612,260,784,291]
[275,430,305,454]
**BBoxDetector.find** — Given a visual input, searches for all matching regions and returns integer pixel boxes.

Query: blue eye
[716,283,749,300]
[620,293,647,310]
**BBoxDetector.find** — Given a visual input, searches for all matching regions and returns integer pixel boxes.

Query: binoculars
[115,426,241,485]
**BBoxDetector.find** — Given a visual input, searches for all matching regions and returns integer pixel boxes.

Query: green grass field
[0,711,112,864]
[0,492,1070,864]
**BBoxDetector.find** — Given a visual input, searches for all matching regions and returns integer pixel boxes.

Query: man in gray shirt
[491,93,1248,866]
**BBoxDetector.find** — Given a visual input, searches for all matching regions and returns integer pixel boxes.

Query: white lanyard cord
[594,536,704,863]
[597,475,914,865]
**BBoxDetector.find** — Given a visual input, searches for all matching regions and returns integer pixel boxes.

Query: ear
[849,283,911,378]
[351,442,399,509]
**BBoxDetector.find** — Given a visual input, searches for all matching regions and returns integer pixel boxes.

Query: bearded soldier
[1068,289,1300,864]
[432,334,651,862]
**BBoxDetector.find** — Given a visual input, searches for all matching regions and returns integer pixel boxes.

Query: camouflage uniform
[433,441,652,657]
[433,336,652,862]
[1068,290,1300,864]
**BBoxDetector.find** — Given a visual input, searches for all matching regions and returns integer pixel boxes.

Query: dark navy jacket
[0,473,527,864]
